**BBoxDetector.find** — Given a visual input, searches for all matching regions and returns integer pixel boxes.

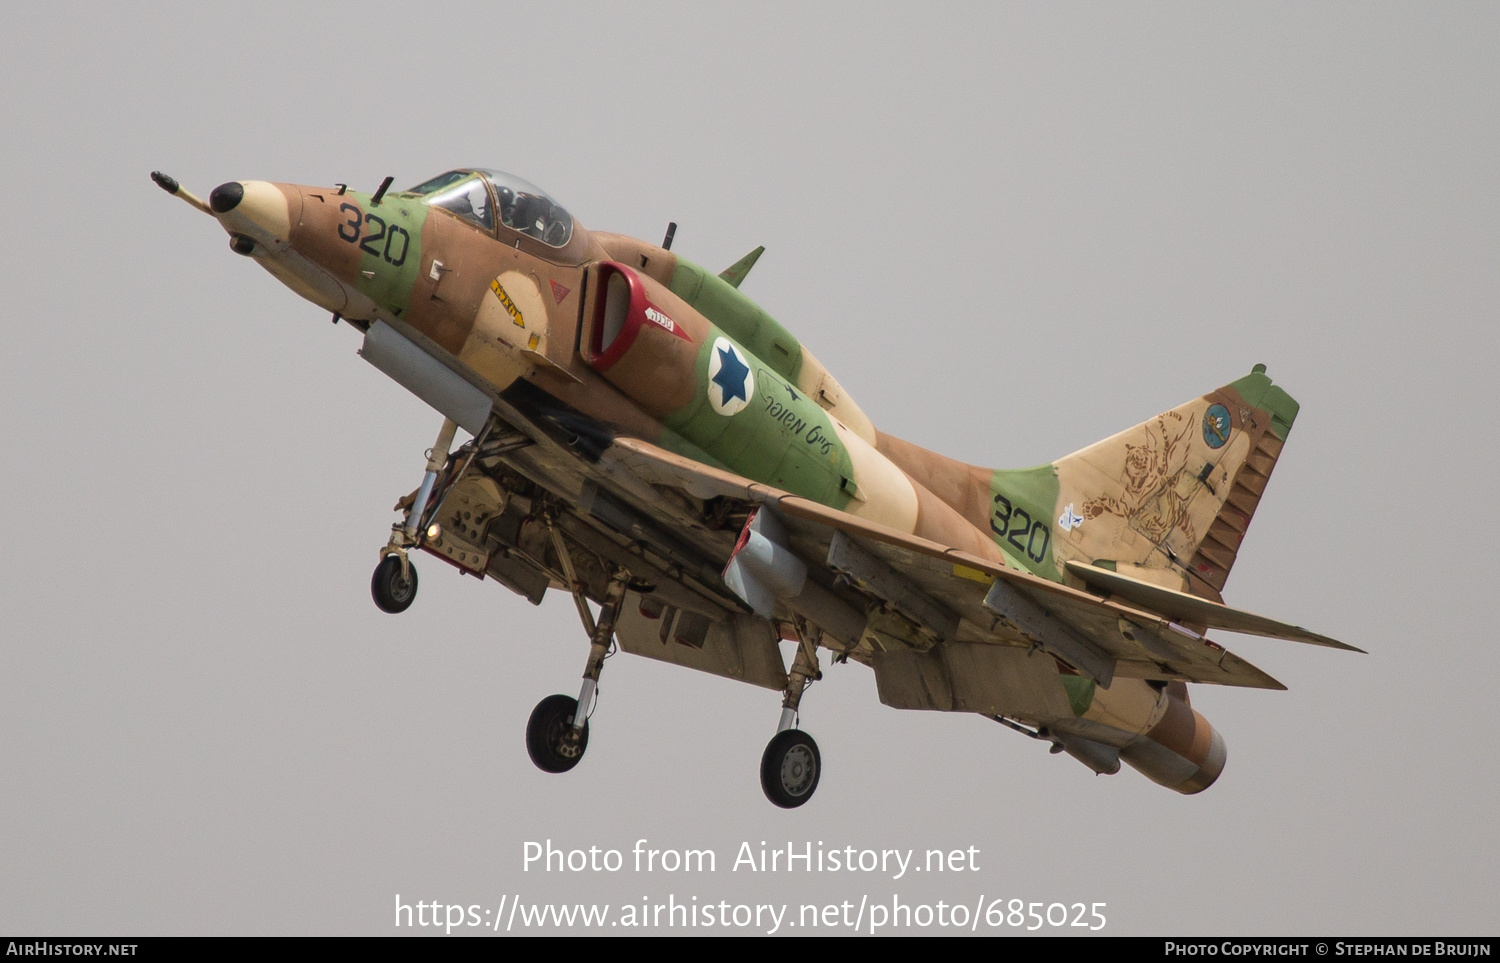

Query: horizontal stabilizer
[718,246,764,288]
[1064,561,1363,652]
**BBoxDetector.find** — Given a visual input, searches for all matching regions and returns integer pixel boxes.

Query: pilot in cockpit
[411,170,572,247]
[498,189,546,239]
[494,185,518,227]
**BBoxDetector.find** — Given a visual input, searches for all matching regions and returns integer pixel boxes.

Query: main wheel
[526,694,589,773]
[371,555,418,613]
[760,729,821,808]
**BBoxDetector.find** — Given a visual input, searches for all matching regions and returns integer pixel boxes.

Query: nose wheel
[369,417,461,615]
[761,729,821,808]
[371,554,418,613]
[526,694,590,773]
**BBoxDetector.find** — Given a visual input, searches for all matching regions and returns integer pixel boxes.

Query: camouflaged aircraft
[154,167,1359,808]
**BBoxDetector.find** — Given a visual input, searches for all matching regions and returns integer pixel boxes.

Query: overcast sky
[2,1,1496,936]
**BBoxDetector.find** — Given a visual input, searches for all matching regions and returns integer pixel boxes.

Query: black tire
[526,694,589,773]
[760,729,821,808]
[371,555,418,613]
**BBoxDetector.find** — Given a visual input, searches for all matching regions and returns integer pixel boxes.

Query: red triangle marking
[550,280,570,304]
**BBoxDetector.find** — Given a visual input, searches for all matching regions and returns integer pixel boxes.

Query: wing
[594,437,1361,692]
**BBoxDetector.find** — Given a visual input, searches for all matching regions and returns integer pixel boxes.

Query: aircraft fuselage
[159,168,1318,801]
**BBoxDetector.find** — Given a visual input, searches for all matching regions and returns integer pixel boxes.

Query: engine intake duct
[585,262,703,419]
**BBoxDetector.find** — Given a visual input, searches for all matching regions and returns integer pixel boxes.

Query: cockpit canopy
[404,169,574,248]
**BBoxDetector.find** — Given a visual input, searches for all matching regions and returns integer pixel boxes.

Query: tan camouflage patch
[1052,393,1262,593]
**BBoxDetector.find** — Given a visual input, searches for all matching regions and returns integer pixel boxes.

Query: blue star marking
[712,345,751,405]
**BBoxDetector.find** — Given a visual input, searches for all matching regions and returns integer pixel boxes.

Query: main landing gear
[524,519,629,776]
[526,694,588,773]
[762,730,820,808]
[517,509,827,808]
[760,620,823,808]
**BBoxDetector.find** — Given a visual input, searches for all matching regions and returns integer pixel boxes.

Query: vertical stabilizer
[1047,365,1299,601]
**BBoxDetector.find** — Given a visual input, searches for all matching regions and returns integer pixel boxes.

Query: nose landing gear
[369,417,464,615]
[371,553,418,613]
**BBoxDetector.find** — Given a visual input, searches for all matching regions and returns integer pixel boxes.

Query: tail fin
[1042,365,1299,601]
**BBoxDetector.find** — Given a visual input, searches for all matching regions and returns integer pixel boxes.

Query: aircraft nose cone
[213,181,294,247]
[209,181,244,213]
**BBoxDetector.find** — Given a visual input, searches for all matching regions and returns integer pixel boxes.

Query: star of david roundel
[707,337,754,416]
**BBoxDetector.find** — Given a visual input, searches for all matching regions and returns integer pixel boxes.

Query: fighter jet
[154,168,1360,807]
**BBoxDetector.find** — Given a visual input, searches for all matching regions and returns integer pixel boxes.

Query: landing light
[426,523,442,540]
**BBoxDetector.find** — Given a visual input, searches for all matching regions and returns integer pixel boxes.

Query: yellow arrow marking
[490,279,525,327]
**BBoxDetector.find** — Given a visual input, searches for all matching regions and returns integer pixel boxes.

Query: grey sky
[2,1,1496,935]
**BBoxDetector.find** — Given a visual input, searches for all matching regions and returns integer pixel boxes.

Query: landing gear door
[613,597,790,691]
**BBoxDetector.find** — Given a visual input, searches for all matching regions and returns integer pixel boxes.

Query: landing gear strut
[760,620,823,808]
[370,417,460,614]
[525,519,630,776]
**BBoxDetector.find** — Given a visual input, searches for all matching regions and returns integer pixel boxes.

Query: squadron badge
[1202,403,1232,449]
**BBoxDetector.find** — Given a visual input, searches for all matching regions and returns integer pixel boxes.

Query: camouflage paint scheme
[165,168,1357,799]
